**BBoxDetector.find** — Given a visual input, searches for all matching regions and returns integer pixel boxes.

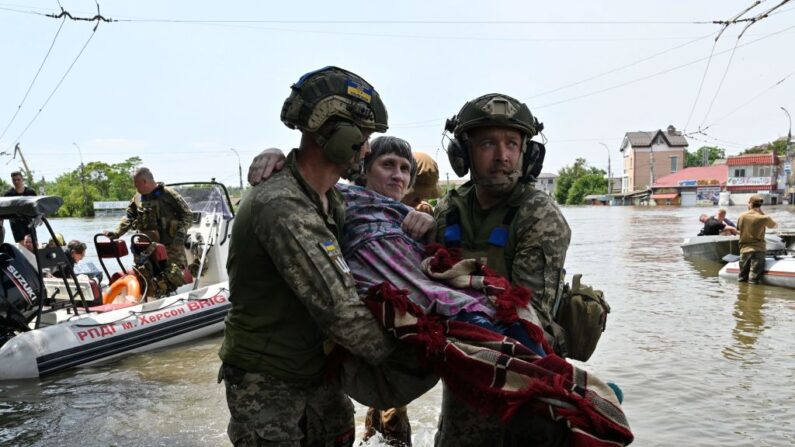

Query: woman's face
[365,153,412,201]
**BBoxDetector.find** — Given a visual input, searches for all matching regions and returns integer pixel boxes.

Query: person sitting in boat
[716,208,736,228]
[16,234,37,269]
[698,213,737,236]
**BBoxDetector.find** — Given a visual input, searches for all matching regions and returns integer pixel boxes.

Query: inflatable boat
[0,182,235,380]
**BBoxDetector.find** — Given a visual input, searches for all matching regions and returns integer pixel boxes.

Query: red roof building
[650,165,728,206]
[725,153,781,193]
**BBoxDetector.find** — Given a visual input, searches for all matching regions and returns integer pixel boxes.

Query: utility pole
[649,145,655,190]
[599,142,612,194]
[73,143,91,216]
[782,107,792,203]
[230,148,243,192]
[12,143,35,188]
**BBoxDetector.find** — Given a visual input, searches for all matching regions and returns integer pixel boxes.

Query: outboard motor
[0,244,42,344]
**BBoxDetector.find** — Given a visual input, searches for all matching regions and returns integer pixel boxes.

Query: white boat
[0,182,235,380]
[718,255,795,289]
[681,234,785,263]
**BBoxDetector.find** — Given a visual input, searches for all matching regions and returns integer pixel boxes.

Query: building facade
[725,153,783,205]
[621,125,688,193]
[535,172,557,197]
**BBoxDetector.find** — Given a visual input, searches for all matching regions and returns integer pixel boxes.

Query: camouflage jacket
[434,180,571,329]
[113,183,193,247]
[219,149,395,383]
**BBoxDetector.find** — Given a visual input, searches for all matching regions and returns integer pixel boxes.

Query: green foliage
[0,178,9,193]
[44,157,142,217]
[740,138,789,155]
[555,158,605,204]
[685,146,725,167]
[566,173,608,205]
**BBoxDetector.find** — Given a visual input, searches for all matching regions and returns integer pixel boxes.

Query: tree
[566,173,607,205]
[685,146,725,167]
[740,138,788,156]
[555,158,605,204]
[45,157,142,217]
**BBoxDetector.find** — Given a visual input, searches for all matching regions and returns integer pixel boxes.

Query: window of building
[757,166,771,177]
[733,168,745,177]
[670,156,678,173]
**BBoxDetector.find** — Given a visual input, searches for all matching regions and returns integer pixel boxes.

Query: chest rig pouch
[552,273,610,361]
[443,206,517,277]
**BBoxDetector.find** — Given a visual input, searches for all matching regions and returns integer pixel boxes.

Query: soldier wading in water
[218,67,396,446]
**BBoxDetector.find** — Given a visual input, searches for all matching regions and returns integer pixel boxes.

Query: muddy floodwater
[2,207,794,446]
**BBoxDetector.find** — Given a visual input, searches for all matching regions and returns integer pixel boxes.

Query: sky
[0,0,794,188]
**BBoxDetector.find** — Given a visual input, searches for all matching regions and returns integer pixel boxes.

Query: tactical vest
[132,185,180,245]
[443,205,518,278]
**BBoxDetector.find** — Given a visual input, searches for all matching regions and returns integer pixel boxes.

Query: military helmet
[444,93,544,180]
[445,93,540,140]
[281,66,388,134]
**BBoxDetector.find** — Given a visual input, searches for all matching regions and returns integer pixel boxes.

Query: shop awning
[651,193,679,200]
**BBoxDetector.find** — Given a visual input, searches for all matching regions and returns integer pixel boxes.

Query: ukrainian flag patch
[346,80,372,103]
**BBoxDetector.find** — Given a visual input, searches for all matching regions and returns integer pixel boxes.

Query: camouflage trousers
[219,363,355,447]
[363,406,411,446]
[164,243,188,287]
[434,384,568,447]
[739,251,766,283]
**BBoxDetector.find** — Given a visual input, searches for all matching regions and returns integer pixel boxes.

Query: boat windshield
[169,184,234,219]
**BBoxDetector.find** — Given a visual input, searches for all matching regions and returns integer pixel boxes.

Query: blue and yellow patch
[321,240,338,253]
[346,80,372,103]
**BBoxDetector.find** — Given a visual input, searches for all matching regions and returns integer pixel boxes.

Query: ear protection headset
[314,121,366,165]
[444,94,546,182]
[280,66,388,167]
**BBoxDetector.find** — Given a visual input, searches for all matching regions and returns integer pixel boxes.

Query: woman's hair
[66,240,87,257]
[356,136,418,187]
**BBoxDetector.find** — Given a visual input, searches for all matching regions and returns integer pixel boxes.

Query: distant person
[698,213,737,236]
[401,152,443,215]
[103,167,193,288]
[716,208,736,228]
[17,234,37,268]
[4,171,36,242]
[737,195,777,284]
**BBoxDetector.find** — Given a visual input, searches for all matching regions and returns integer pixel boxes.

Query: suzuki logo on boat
[5,265,36,305]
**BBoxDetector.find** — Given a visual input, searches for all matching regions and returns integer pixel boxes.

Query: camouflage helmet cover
[446,93,541,140]
[281,66,388,133]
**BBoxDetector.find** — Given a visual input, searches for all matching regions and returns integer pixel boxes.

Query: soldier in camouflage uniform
[218,66,396,446]
[104,167,192,288]
[433,94,571,446]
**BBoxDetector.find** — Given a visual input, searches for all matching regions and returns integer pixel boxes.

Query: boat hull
[718,257,795,289]
[681,235,740,262]
[0,283,229,380]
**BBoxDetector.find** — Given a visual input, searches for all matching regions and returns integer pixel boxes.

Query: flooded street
[2,206,795,446]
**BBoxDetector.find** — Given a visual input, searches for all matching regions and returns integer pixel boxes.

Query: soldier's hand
[103,230,118,239]
[248,148,286,186]
[402,210,436,242]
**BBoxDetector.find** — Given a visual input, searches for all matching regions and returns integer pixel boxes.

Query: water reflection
[723,284,767,364]
[684,258,723,279]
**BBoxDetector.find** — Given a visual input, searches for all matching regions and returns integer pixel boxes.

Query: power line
[532,22,795,110]
[113,17,717,25]
[699,71,794,131]
[0,16,66,142]
[4,27,98,152]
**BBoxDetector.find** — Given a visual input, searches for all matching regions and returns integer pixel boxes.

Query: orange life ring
[102,274,143,305]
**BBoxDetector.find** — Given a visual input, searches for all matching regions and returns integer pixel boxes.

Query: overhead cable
[4,2,104,152]
[0,16,66,142]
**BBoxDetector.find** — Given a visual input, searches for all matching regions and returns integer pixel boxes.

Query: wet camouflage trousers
[363,406,411,446]
[434,384,568,447]
[164,242,188,287]
[739,251,766,283]
[219,363,355,446]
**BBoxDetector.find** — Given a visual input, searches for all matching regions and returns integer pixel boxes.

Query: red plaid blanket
[363,280,634,446]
